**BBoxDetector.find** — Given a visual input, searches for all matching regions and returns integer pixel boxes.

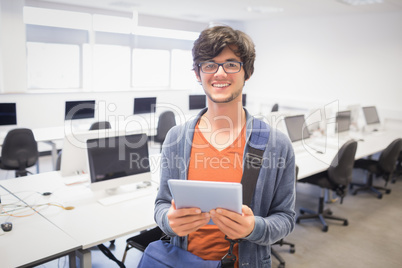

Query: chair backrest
[155,111,176,143]
[271,103,279,112]
[378,138,402,174]
[89,121,111,130]
[328,139,358,187]
[1,128,38,170]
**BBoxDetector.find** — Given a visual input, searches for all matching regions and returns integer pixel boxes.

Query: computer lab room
[0,0,401,267]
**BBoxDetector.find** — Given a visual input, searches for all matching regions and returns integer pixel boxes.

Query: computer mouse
[1,222,12,232]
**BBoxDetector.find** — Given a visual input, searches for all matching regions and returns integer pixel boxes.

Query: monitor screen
[0,103,17,126]
[87,133,150,191]
[189,95,206,110]
[65,100,95,120]
[362,106,380,125]
[284,115,310,142]
[242,94,246,107]
[336,111,351,133]
[134,97,156,114]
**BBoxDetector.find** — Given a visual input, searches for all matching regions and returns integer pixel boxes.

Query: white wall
[0,90,190,130]
[245,12,402,120]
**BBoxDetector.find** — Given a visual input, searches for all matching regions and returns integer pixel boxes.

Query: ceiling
[37,0,402,23]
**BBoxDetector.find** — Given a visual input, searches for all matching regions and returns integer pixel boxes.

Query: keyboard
[98,184,158,206]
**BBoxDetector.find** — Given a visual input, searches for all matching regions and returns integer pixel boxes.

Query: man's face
[195,46,247,104]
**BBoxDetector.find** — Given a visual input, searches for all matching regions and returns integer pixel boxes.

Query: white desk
[0,171,157,267]
[295,128,402,179]
[0,184,80,268]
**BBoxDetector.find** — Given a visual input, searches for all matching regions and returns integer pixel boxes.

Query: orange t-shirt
[187,123,246,267]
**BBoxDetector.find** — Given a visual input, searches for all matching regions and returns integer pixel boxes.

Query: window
[171,49,200,90]
[132,49,170,88]
[86,44,131,91]
[24,6,199,91]
[27,42,80,89]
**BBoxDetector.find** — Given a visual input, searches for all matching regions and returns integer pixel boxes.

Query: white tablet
[168,180,242,215]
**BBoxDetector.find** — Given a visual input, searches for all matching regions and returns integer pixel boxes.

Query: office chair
[0,128,39,177]
[351,138,402,199]
[296,140,358,232]
[89,121,111,130]
[271,103,279,112]
[122,226,164,263]
[271,166,298,268]
[154,111,176,152]
[391,151,402,184]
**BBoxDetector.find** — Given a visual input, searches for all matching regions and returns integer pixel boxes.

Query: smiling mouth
[212,83,230,88]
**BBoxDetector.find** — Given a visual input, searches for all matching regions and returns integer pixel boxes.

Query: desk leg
[44,141,58,170]
[68,252,77,268]
[76,248,92,268]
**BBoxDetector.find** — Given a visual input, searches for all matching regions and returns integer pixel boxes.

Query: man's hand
[210,205,255,239]
[167,200,211,237]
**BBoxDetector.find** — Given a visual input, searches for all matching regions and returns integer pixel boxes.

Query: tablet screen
[168,180,242,215]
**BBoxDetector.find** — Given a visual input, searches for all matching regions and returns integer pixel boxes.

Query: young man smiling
[154,25,296,267]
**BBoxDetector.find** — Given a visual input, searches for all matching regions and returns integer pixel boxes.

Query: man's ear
[195,70,201,83]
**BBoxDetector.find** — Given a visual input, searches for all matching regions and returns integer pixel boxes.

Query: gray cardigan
[154,108,296,268]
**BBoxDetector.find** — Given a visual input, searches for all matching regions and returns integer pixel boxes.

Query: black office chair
[122,226,164,263]
[296,140,358,232]
[0,128,39,177]
[89,121,111,130]
[271,103,279,112]
[351,138,402,199]
[391,151,402,184]
[271,166,298,268]
[154,111,176,152]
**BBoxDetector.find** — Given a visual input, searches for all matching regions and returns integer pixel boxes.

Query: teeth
[213,83,229,88]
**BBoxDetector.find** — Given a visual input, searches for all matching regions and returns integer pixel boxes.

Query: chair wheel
[296,218,300,224]
[327,210,333,215]
[290,247,295,254]
[343,220,348,226]
[386,189,391,194]
[299,209,305,214]
[278,264,285,268]
[322,226,328,232]
[378,194,383,199]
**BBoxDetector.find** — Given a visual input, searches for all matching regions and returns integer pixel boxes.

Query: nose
[214,65,227,76]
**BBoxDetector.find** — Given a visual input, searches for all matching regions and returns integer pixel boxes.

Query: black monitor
[65,100,95,120]
[336,111,351,133]
[87,133,151,192]
[242,94,247,107]
[134,97,156,114]
[0,103,17,126]
[284,115,311,142]
[362,106,380,125]
[189,95,206,110]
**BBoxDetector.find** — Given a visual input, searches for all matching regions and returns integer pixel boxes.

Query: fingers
[167,200,211,237]
[210,205,255,239]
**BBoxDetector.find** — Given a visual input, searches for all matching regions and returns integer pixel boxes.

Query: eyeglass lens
[200,62,241,73]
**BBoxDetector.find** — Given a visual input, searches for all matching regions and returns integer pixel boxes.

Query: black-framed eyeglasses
[198,61,243,74]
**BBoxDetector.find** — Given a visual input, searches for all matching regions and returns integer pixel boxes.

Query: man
[154,25,296,268]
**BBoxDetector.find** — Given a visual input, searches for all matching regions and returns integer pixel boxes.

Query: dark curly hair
[192,26,256,81]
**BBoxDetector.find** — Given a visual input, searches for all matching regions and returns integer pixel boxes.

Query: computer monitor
[133,97,156,114]
[65,100,95,120]
[0,103,17,126]
[60,130,116,177]
[335,111,351,133]
[362,106,380,125]
[284,114,311,142]
[87,133,151,193]
[189,95,206,110]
